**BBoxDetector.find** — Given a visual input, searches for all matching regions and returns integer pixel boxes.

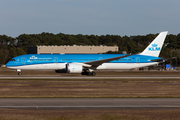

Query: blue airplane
[6,31,168,76]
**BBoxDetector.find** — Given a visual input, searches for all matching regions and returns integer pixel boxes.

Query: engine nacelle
[66,64,83,73]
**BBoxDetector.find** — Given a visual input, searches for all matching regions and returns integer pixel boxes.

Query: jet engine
[66,63,83,73]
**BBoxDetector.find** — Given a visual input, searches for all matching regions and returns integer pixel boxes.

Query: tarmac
[1,76,180,79]
[0,98,180,110]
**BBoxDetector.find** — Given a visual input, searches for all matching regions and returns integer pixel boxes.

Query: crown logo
[30,56,38,59]
[151,43,158,47]
[148,43,160,51]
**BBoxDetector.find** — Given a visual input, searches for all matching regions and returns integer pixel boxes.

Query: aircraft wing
[84,54,135,68]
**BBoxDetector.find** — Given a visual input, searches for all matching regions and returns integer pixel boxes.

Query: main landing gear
[81,71,96,76]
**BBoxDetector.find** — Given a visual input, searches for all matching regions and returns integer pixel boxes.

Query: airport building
[27,45,118,54]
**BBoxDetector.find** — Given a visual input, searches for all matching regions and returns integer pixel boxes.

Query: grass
[0,79,180,98]
[0,109,180,120]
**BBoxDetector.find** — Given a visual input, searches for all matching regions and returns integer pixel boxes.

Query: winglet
[140,31,168,57]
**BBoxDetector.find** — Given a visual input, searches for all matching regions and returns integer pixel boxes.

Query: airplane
[6,31,168,76]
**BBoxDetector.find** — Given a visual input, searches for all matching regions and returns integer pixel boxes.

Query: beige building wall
[37,45,118,54]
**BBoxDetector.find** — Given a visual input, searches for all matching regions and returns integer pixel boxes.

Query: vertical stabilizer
[140,31,168,57]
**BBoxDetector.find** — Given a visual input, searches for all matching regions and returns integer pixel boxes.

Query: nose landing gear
[18,72,22,76]
[17,69,22,76]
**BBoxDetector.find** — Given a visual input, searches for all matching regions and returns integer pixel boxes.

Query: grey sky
[0,0,180,37]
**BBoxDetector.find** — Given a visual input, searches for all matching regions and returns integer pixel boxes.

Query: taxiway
[0,98,180,110]
[1,76,180,79]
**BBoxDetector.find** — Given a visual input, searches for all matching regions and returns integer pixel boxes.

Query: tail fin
[140,31,168,57]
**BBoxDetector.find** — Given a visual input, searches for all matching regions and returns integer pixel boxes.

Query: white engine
[66,64,83,73]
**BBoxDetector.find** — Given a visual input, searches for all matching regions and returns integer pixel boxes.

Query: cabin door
[136,57,140,64]
[54,57,58,63]
[21,57,26,64]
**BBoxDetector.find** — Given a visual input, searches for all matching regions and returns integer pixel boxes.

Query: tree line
[0,32,180,65]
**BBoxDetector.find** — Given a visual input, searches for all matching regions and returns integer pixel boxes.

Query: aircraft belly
[8,63,65,70]
[97,63,158,70]
[103,63,134,69]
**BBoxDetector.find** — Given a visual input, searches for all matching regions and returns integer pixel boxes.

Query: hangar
[27,45,118,54]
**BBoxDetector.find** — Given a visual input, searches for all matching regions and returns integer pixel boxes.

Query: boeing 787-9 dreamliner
[6,31,168,76]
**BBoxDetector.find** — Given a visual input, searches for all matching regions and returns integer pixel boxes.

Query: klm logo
[30,56,38,59]
[148,43,160,51]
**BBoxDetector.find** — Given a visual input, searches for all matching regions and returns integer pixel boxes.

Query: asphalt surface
[1,76,180,79]
[0,98,180,110]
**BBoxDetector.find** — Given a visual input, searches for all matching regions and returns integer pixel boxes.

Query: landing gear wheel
[81,71,96,76]
[91,72,96,76]
[18,72,22,76]
[87,72,91,76]
[81,72,88,75]
[81,72,85,75]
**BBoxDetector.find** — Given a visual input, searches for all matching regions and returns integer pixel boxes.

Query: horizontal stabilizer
[150,58,164,62]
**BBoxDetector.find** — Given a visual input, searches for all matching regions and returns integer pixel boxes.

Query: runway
[1,76,180,79]
[0,98,180,110]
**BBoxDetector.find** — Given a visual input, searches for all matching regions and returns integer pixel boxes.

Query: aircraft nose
[6,61,11,67]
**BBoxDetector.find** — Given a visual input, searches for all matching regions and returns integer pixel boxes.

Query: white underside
[7,62,159,71]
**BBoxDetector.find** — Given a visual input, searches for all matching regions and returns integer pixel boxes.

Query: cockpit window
[11,59,15,61]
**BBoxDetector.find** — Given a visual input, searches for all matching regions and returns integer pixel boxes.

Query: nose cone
[6,61,10,67]
[6,61,13,68]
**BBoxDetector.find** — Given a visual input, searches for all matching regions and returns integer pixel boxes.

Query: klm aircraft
[6,31,168,76]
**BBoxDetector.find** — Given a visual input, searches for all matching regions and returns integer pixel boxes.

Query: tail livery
[140,31,168,57]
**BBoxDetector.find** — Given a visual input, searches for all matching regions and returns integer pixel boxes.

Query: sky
[0,0,180,37]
